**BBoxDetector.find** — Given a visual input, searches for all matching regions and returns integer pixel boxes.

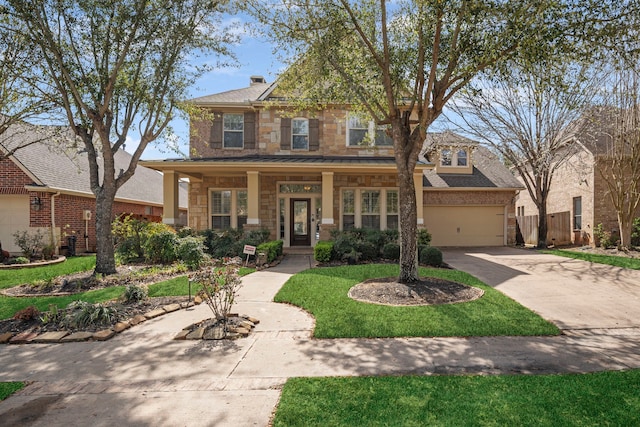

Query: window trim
[223,113,244,149]
[346,113,393,147]
[341,188,398,230]
[573,196,582,230]
[440,148,469,167]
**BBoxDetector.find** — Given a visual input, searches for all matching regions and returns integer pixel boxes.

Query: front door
[290,198,311,246]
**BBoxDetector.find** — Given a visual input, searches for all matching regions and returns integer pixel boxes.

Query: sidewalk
[1,253,640,426]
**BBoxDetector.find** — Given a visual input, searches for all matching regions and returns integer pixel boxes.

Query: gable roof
[0,121,187,207]
[189,82,272,105]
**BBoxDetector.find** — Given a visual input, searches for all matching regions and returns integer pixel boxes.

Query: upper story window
[457,149,468,166]
[223,113,244,148]
[441,149,452,166]
[292,118,309,150]
[347,114,393,147]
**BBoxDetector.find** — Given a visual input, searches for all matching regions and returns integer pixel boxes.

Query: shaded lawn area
[542,249,640,270]
[0,256,96,289]
[0,382,25,401]
[273,370,640,427]
[275,264,559,338]
[0,265,255,320]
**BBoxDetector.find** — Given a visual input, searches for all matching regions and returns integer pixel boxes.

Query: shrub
[632,217,640,247]
[13,257,30,265]
[257,240,284,263]
[144,230,178,264]
[420,246,443,267]
[314,240,335,262]
[176,226,197,238]
[380,229,399,245]
[382,243,400,260]
[64,301,117,329]
[39,304,63,325]
[417,229,432,246]
[331,230,360,260]
[200,228,244,258]
[13,305,40,321]
[176,236,208,270]
[12,229,45,259]
[190,260,242,329]
[593,223,615,249]
[113,215,176,263]
[356,240,379,261]
[123,284,148,303]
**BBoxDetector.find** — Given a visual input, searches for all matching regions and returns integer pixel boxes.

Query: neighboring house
[0,122,187,255]
[141,76,522,248]
[515,124,640,247]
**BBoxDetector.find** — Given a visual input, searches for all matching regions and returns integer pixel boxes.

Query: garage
[424,205,505,247]
[0,195,30,254]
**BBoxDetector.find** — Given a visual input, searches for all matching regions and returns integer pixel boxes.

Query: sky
[139,22,282,160]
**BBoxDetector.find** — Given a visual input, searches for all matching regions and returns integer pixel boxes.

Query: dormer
[423,132,477,175]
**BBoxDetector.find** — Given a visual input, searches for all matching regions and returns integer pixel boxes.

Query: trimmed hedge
[257,240,284,263]
[420,246,443,267]
[314,241,334,262]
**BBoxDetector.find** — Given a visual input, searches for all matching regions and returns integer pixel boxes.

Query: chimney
[250,75,266,85]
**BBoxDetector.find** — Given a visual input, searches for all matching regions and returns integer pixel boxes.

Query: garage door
[0,195,30,254]
[424,206,505,247]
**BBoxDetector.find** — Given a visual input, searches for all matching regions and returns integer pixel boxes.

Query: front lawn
[273,370,640,426]
[543,249,640,270]
[0,256,96,289]
[275,264,559,338]
[0,382,25,401]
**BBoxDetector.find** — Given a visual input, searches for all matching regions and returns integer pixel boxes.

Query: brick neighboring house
[514,123,640,247]
[0,122,187,255]
[142,76,522,248]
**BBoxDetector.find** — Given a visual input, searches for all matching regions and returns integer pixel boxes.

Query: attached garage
[424,205,506,247]
[0,195,30,254]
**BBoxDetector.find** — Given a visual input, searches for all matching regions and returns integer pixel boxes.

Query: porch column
[246,171,260,225]
[414,171,424,227]
[162,170,179,226]
[320,172,336,240]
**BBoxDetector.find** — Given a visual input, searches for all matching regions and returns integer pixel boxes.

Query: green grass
[275,264,559,338]
[0,256,96,289]
[273,370,640,426]
[147,267,254,297]
[0,382,24,401]
[543,249,640,269]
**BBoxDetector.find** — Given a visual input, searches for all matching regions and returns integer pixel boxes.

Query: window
[292,118,309,150]
[341,189,397,230]
[347,115,369,146]
[342,190,355,230]
[457,149,468,166]
[573,197,582,230]
[210,189,247,230]
[223,113,243,148]
[386,190,398,230]
[361,190,380,229]
[517,206,525,216]
[347,114,392,147]
[441,149,452,166]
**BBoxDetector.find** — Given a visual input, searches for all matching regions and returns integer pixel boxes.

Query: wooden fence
[516,211,571,246]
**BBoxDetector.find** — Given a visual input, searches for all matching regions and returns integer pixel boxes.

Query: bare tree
[449,61,603,247]
[5,0,236,275]
[597,67,640,249]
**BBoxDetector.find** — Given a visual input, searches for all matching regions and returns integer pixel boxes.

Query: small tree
[190,260,242,332]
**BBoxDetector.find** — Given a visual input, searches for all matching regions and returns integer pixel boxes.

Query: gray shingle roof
[189,83,271,104]
[1,122,187,207]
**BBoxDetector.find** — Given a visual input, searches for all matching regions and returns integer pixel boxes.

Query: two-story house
[142,76,523,248]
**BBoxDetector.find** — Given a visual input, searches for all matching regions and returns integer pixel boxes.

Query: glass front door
[290,198,311,246]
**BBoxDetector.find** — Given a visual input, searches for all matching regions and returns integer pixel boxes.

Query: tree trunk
[94,189,117,275]
[618,212,633,249]
[397,168,418,283]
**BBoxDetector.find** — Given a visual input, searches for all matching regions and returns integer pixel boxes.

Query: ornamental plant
[190,259,242,327]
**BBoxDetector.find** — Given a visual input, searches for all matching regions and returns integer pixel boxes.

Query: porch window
[386,190,398,230]
[210,189,247,230]
[573,197,582,230]
[342,190,355,230]
[223,113,244,148]
[292,118,309,150]
[361,190,380,229]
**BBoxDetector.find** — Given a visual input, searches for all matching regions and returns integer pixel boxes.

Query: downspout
[50,192,60,253]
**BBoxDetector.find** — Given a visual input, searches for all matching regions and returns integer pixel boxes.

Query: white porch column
[162,170,179,225]
[414,170,424,226]
[247,171,260,225]
[321,171,334,225]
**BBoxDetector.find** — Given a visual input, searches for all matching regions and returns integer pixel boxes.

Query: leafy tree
[596,66,640,249]
[246,0,618,282]
[4,0,236,274]
[449,61,604,248]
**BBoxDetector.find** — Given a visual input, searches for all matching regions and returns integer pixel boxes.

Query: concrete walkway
[1,250,640,426]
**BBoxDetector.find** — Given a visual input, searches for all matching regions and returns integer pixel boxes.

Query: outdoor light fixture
[31,196,42,211]
[303,185,311,191]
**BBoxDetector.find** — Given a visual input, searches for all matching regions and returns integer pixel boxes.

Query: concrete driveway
[443,247,640,331]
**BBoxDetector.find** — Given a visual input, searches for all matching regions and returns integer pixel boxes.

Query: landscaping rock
[0,332,14,343]
[228,327,250,336]
[33,331,69,343]
[61,332,94,342]
[144,308,166,319]
[130,314,147,326]
[203,325,226,340]
[10,331,39,344]
[113,321,131,333]
[174,330,190,340]
[163,303,181,313]
[93,330,115,341]
[186,327,205,340]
